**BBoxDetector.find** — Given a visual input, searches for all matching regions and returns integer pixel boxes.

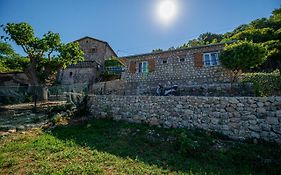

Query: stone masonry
[58,36,117,85]
[120,42,233,84]
[88,95,281,144]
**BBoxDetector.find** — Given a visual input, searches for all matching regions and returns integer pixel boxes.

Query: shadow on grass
[48,118,281,175]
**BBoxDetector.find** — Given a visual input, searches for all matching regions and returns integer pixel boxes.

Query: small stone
[176,104,183,108]
[8,129,16,133]
[260,124,271,131]
[16,125,25,130]
[228,98,239,104]
[276,110,281,117]
[249,125,260,132]
[226,107,235,112]
[249,120,257,125]
[237,103,244,107]
[149,117,160,126]
[211,118,219,125]
[246,115,256,119]
[184,109,193,115]
[100,112,107,118]
[164,121,172,128]
[266,117,279,125]
[221,125,229,130]
[257,102,264,107]
[250,132,260,139]
[272,126,281,134]
[257,108,266,114]
[253,139,258,144]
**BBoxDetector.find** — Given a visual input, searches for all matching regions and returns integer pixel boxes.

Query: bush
[241,70,281,96]
[176,129,214,158]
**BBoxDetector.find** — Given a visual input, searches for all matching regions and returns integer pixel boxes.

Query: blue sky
[0,0,280,56]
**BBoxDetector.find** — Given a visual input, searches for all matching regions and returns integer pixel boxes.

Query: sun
[156,0,178,25]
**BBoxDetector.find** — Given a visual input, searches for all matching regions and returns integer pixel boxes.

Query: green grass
[1,119,281,175]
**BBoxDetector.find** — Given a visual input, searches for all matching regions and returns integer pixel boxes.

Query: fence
[0,83,89,106]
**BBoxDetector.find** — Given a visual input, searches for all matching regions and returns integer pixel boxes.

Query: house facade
[58,36,117,85]
[119,42,232,85]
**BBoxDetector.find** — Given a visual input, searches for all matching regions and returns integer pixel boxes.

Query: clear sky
[0,0,280,57]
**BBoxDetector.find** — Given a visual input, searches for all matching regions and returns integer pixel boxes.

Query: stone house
[89,42,247,96]
[58,36,117,85]
[119,42,232,85]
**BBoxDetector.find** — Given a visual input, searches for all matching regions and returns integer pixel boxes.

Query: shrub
[241,70,281,96]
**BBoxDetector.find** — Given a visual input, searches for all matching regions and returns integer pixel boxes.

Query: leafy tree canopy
[220,41,267,72]
[0,41,29,72]
[1,22,84,86]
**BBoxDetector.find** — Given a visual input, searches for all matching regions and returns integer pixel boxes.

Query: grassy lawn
[1,118,281,175]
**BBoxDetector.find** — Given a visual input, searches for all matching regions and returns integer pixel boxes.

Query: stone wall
[59,36,117,85]
[88,95,281,144]
[90,79,254,96]
[0,72,29,86]
[120,43,233,84]
[58,66,97,85]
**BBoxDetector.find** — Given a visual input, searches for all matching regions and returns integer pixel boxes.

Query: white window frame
[138,61,148,73]
[203,52,220,67]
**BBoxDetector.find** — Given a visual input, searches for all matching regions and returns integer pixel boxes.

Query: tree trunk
[37,86,48,102]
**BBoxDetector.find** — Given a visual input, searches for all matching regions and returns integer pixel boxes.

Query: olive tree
[1,22,84,101]
[220,41,267,83]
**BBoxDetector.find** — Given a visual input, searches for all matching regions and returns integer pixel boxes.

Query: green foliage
[0,42,29,72]
[1,56,29,72]
[241,71,281,96]
[104,58,123,67]
[152,48,163,52]
[177,129,213,157]
[220,41,267,72]
[180,32,224,49]
[262,40,281,72]
[100,71,121,81]
[0,42,14,57]
[2,22,84,86]
[51,114,63,124]
[230,28,275,43]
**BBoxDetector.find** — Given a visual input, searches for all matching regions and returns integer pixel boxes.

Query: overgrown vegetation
[1,119,280,174]
[1,22,84,101]
[241,70,281,96]
[0,41,29,72]
[220,41,267,82]
[100,58,124,81]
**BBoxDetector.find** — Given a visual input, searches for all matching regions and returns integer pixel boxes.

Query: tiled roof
[118,41,235,59]
[68,61,98,68]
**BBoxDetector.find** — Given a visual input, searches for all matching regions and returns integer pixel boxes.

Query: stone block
[266,117,279,125]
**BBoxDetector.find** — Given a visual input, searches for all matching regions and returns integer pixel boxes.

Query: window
[203,52,219,67]
[162,59,168,64]
[138,61,148,73]
[92,47,97,53]
[69,72,73,77]
[179,58,185,62]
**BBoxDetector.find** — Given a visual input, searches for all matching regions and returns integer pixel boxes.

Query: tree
[0,41,29,72]
[2,22,84,101]
[0,41,14,58]
[269,7,281,30]
[152,48,163,53]
[230,28,275,43]
[220,41,267,82]
[197,32,224,44]
[262,40,281,73]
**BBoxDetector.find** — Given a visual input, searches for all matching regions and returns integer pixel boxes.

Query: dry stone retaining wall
[88,95,281,144]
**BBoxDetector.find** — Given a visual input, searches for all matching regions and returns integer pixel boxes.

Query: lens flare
[156,0,178,25]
